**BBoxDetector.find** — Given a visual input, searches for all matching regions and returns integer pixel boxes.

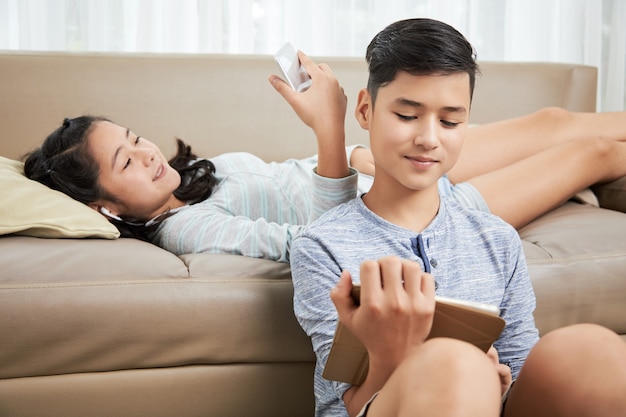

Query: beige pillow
[0,156,120,239]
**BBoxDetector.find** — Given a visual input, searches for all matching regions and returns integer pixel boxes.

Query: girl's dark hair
[366,18,480,103]
[23,116,218,240]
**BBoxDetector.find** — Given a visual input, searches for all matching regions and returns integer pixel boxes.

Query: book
[322,285,506,385]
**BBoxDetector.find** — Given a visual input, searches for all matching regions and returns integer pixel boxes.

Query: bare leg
[350,146,376,176]
[450,107,626,182]
[466,137,626,228]
[503,324,626,417]
[368,338,501,417]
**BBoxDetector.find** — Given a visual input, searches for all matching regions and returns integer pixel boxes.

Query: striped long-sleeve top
[152,149,360,262]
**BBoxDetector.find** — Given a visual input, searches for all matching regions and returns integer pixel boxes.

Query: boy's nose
[414,119,439,149]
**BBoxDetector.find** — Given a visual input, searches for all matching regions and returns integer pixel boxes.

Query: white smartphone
[274,42,312,92]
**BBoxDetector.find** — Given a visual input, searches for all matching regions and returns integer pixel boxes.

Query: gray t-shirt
[290,196,539,417]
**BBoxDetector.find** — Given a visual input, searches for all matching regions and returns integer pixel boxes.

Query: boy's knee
[384,339,500,412]
[524,323,626,381]
[404,338,496,379]
[538,323,622,353]
[514,324,626,414]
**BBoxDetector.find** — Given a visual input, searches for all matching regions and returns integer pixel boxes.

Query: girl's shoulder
[210,151,264,165]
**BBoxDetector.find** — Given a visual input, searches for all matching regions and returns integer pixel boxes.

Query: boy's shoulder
[442,197,518,238]
[305,198,363,233]
[294,198,377,250]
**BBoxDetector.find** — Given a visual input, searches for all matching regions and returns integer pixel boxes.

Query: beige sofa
[1,52,625,417]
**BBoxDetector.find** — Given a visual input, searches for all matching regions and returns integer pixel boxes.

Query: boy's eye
[135,136,142,144]
[395,113,416,121]
[441,120,461,128]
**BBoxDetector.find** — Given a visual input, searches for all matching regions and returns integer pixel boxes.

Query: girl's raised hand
[269,51,347,146]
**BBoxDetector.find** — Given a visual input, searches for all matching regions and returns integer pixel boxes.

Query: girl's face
[87,120,184,220]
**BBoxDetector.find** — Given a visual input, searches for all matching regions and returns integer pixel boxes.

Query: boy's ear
[354,88,372,130]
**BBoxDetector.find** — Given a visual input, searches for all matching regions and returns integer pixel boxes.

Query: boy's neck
[362,183,440,233]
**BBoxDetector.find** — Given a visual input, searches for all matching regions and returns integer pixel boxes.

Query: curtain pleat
[0,0,623,110]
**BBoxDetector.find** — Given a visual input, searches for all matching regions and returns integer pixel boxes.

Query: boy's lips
[405,155,438,167]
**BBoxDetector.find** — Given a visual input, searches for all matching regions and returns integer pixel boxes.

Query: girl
[24,52,626,262]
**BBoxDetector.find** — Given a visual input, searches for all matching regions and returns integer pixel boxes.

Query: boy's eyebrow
[396,98,467,114]
[111,128,131,169]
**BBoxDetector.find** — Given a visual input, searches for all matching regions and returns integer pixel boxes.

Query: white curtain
[0,0,624,110]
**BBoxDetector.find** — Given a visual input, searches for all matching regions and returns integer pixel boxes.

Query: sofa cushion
[0,236,313,380]
[520,202,626,336]
[0,156,119,239]
[593,176,626,213]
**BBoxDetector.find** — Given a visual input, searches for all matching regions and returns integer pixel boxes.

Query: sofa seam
[0,279,294,290]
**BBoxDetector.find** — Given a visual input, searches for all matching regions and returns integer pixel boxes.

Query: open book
[322,286,506,385]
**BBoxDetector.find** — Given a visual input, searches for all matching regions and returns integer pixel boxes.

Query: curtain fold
[0,0,623,110]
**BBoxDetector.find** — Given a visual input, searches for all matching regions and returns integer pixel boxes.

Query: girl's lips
[154,163,164,181]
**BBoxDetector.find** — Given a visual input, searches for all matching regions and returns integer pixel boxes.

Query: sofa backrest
[0,52,596,162]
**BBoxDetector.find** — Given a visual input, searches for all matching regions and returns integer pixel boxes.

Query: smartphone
[274,42,312,92]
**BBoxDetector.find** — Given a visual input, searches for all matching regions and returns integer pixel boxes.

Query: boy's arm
[269,51,350,180]
[290,234,354,410]
[494,228,540,379]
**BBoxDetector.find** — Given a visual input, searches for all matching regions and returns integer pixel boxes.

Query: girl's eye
[135,136,142,144]
[124,158,131,169]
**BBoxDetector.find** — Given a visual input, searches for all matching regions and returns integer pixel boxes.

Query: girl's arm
[269,51,350,180]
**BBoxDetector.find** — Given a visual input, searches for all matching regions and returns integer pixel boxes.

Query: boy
[289,18,626,417]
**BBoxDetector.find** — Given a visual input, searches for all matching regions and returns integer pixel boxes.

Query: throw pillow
[0,156,120,239]
[593,176,626,214]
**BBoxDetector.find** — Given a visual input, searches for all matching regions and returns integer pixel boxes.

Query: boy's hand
[487,346,512,396]
[331,256,436,382]
[269,51,347,146]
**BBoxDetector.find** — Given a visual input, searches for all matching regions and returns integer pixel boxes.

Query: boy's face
[356,71,470,196]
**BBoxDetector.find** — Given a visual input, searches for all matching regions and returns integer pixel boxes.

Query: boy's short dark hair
[365,18,479,103]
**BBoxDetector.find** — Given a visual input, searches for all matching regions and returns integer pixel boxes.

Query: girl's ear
[354,88,372,130]
[89,202,122,221]
[88,202,101,213]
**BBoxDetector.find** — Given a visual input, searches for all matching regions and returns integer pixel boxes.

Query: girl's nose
[138,147,155,166]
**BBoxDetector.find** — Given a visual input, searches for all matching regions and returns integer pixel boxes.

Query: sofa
[1,52,625,417]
